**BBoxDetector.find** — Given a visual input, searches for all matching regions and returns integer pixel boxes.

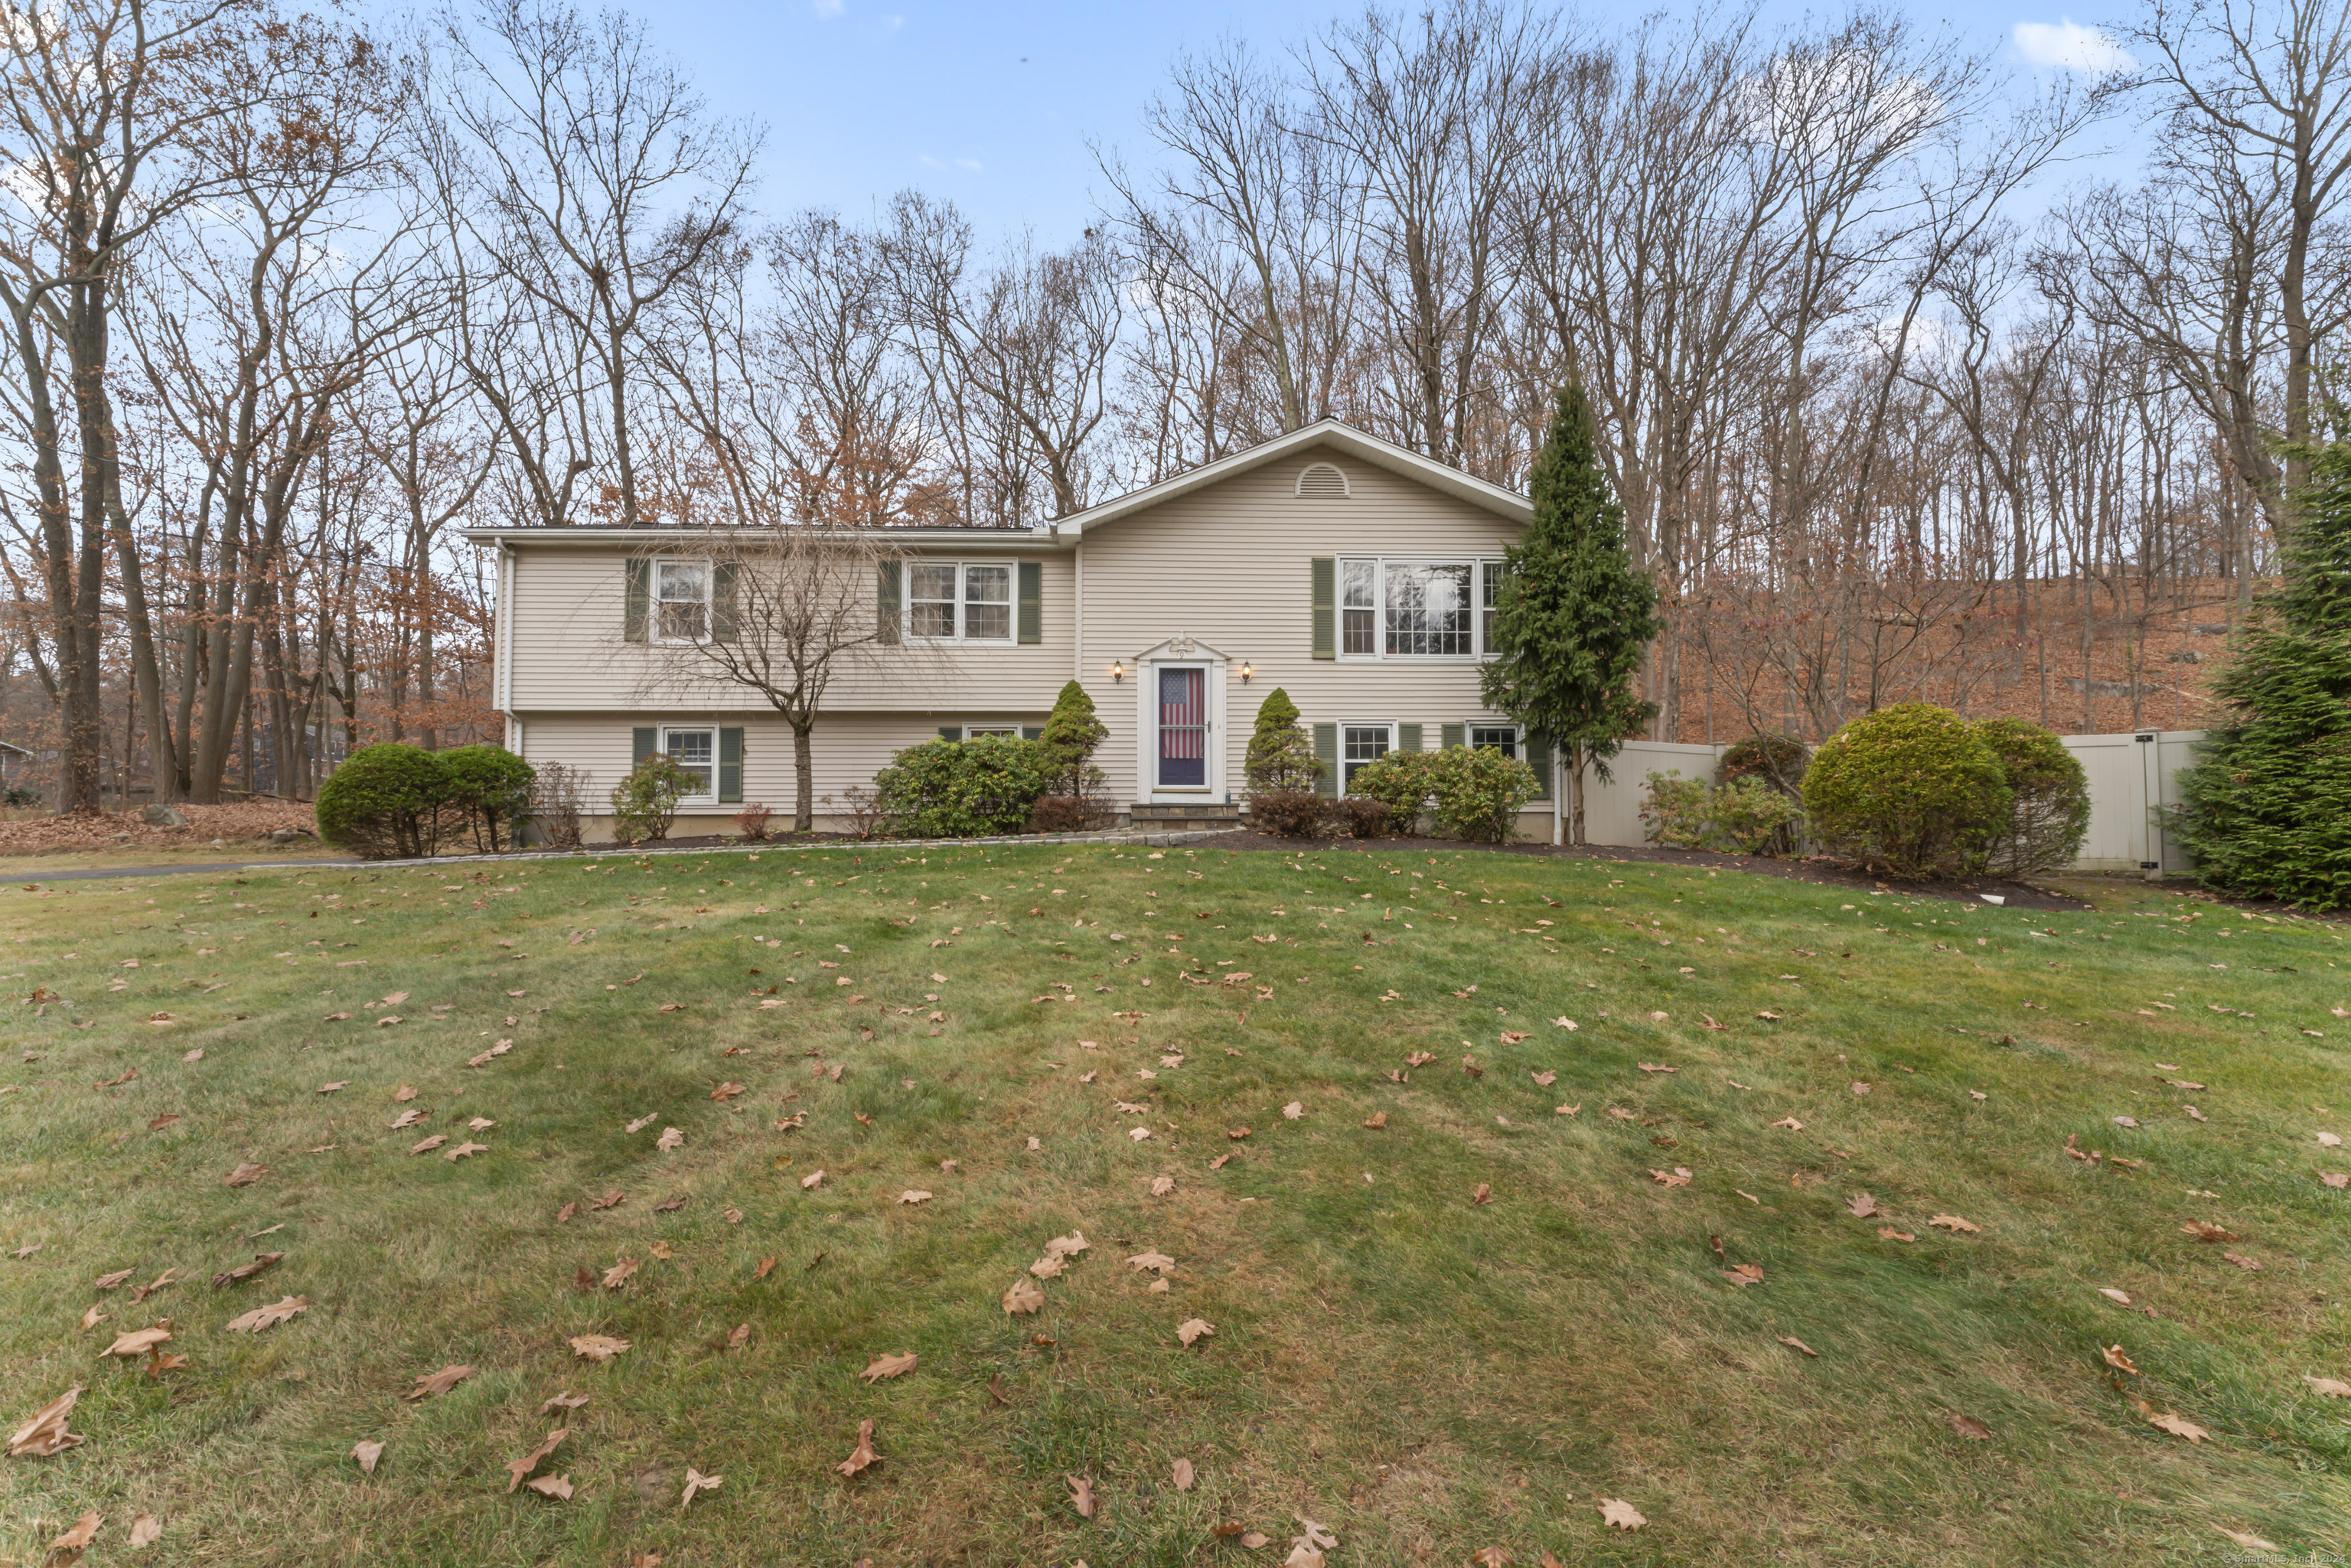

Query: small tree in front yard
[1481,382,1661,844]
[631,523,909,834]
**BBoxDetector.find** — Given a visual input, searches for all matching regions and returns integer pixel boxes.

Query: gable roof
[457,419,1527,547]
[1052,418,1530,536]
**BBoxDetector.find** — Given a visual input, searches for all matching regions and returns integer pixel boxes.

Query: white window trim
[1339,719,1397,795]
[1335,556,1505,662]
[959,720,1029,738]
[653,557,712,645]
[660,724,717,803]
[1466,720,1522,759]
[904,560,1017,646]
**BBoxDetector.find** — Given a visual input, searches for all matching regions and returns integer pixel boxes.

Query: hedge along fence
[1587,731,2206,874]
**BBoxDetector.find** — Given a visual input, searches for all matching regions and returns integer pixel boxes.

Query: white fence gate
[1577,731,2207,876]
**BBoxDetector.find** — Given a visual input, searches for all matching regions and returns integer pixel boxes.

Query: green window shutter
[711,561,739,642]
[937,725,962,742]
[717,727,744,804]
[1017,562,1042,644]
[1310,558,1335,659]
[624,560,650,644]
[631,726,657,768]
[1398,723,1423,753]
[1312,722,1338,797]
[1440,722,1466,750]
[876,562,902,645]
[1525,732,1553,800]
[1021,725,1043,740]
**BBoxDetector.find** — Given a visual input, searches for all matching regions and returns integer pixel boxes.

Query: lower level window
[964,724,1020,738]
[664,727,715,797]
[1342,723,1393,791]
[1469,724,1519,761]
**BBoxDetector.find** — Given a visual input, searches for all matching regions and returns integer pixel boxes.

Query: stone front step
[1129,802,1244,826]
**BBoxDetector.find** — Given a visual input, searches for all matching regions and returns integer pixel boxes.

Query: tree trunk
[794,722,814,833]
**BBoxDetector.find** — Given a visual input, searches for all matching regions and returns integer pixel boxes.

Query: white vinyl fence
[1580,731,2206,875]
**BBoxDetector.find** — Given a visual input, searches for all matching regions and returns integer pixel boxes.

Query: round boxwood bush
[873,735,1056,838]
[315,743,456,859]
[1969,718,2089,875]
[1802,703,2010,877]
[439,745,537,852]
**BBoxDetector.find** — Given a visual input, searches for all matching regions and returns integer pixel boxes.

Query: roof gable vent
[1295,461,1350,499]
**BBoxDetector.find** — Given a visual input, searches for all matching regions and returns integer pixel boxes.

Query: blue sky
[641,0,2135,244]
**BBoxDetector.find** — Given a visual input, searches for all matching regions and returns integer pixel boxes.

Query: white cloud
[2013,18,2134,74]
[812,0,843,17]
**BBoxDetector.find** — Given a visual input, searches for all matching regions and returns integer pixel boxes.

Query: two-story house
[464,419,1556,840]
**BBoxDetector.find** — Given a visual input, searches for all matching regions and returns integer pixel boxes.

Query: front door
[1156,666,1208,789]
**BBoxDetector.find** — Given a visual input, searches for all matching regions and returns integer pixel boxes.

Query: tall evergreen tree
[2178,434,2351,908]
[1481,383,1661,844]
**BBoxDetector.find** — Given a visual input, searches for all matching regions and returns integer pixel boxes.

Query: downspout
[498,540,520,758]
[1072,532,1084,683]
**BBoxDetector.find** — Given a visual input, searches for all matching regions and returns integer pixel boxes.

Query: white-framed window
[662,725,716,798]
[1469,722,1519,761]
[905,562,1013,644]
[964,722,1021,738]
[1342,722,1395,792]
[1337,558,1503,659]
[655,559,710,641]
[1480,561,1507,649]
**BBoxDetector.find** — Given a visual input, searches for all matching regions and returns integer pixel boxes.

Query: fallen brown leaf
[223,1296,308,1334]
[504,1428,569,1492]
[859,1351,918,1384]
[1598,1498,1646,1531]
[353,1439,384,1473]
[7,1386,83,1457]
[404,1365,473,1401]
[569,1335,629,1362]
[836,1417,879,1477]
[1948,1413,1992,1441]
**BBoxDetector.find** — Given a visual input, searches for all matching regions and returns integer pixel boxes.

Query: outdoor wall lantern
[1239,663,1254,683]
[1110,660,1125,684]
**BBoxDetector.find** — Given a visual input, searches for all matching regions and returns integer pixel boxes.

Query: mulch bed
[1204,829,2096,911]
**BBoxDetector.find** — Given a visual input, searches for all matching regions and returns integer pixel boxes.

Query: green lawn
[3,844,2348,1566]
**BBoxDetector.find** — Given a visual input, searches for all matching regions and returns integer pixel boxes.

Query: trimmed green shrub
[1037,680,1110,826]
[1422,744,1541,842]
[872,735,1056,839]
[1803,703,2010,877]
[316,743,456,859]
[1971,719,2090,875]
[1244,687,1324,794]
[2177,432,2351,907]
[609,754,696,846]
[439,745,536,853]
[1249,791,1330,837]
[1718,733,1810,796]
[1345,749,1434,826]
[1642,771,1802,856]
[1641,771,1714,849]
[1040,680,1108,778]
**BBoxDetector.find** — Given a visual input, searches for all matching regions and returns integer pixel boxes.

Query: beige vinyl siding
[504,548,1076,712]
[511,712,1055,838]
[1075,444,1526,804]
